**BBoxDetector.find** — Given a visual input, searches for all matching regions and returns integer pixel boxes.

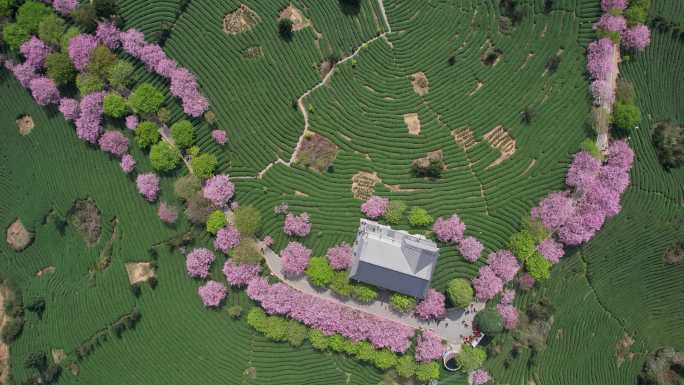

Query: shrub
[108,60,134,90]
[38,14,66,45]
[103,93,128,118]
[508,230,536,262]
[390,293,417,313]
[171,120,194,148]
[149,142,181,172]
[456,345,487,372]
[305,256,334,287]
[361,196,388,219]
[71,3,97,32]
[286,320,308,347]
[281,242,312,276]
[447,278,473,308]
[190,153,217,178]
[86,45,117,79]
[184,193,214,224]
[226,305,242,319]
[134,121,160,148]
[384,200,407,224]
[265,316,289,341]
[278,18,293,40]
[545,55,562,73]
[475,308,504,334]
[231,238,262,265]
[128,83,164,115]
[525,253,552,281]
[234,206,261,237]
[308,329,330,350]
[351,283,378,303]
[408,207,433,227]
[355,341,375,361]
[395,355,417,378]
[174,175,202,200]
[624,6,647,26]
[612,101,641,130]
[372,350,397,370]
[3,23,31,50]
[329,334,346,352]
[76,72,104,94]
[615,79,636,103]
[93,0,118,18]
[206,210,227,235]
[652,121,684,169]
[45,52,76,86]
[17,1,52,34]
[60,26,80,52]
[330,271,354,298]
[580,138,603,160]
[246,307,267,331]
[415,362,440,382]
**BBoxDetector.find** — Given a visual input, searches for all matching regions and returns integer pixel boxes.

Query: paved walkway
[259,241,484,352]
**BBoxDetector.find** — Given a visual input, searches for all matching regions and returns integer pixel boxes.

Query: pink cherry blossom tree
[98,131,129,157]
[360,196,388,219]
[75,92,104,143]
[415,289,447,320]
[458,236,484,262]
[211,130,227,145]
[486,250,520,283]
[95,21,121,49]
[536,238,564,264]
[622,25,651,51]
[68,34,98,71]
[185,248,215,278]
[472,369,491,385]
[223,259,261,287]
[202,174,234,207]
[214,225,240,253]
[120,154,136,173]
[415,331,445,362]
[136,173,160,202]
[158,202,178,224]
[59,98,79,121]
[473,266,504,300]
[20,37,51,69]
[29,77,60,106]
[198,280,226,307]
[496,304,519,330]
[326,242,353,270]
[432,214,466,243]
[281,242,312,276]
[283,212,311,237]
[53,0,78,15]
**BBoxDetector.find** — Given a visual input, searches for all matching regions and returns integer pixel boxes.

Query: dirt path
[596,45,620,150]
[158,125,194,173]
[0,287,10,385]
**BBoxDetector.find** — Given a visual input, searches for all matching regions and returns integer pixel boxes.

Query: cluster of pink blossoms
[185,248,215,278]
[622,25,651,51]
[360,196,388,219]
[532,141,634,246]
[95,21,121,49]
[536,238,564,264]
[472,369,492,385]
[125,115,139,130]
[75,92,104,144]
[432,214,466,243]
[6,60,36,88]
[98,131,129,157]
[500,289,516,305]
[59,98,79,121]
[601,0,627,12]
[281,242,312,276]
[157,202,178,224]
[594,14,627,33]
[211,130,227,145]
[415,332,445,362]
[587,38,617,105]
[68,34,98,71]
[496,304,519,330]
[518,273,536,290]
[214,225,240,253]
[135,173,160,202]
[283,212,311,237]
[20,37,51,68]
[52,0,78,15]
[29,77,60,106]
[415,289,447,321]
[486,250,520,283]
[472,266,504,301]
[120,154,136,174]
[202,174,234,207]
[223,259,261,287]
[198,281,226,307]
[326,242,353,270]
[247,281,415,352]
[458,236,484,262]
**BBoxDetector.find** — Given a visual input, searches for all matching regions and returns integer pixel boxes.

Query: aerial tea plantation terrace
[0,0,682,384]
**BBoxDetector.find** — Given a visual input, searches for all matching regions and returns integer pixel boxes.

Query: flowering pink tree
[246,277,270,301]
[20,37,50,69]
[95,21,121,49]
[458,236,484,262]
[59,98,79,121]
[530,192,575,232]
[587,38,615,81]
[29,77,60,106]
[158,202,178,224]
[198,280,226,307]
[139,44,166,71]
[496,304,519,330]
[185,248,215,278]
[120,154,136,173]
[125,115,138,130]
[415,289,447,320]
[274,202,289,215]
[202,174,234,207]
[136,173,160,202]
[262,235,273,248]
[98,131,128,157]
[500,289,515,305]
[7,61,36,88]
[155,58,177,78]
[120,29,146,57]
[518,273,535,290]
[326,242,353,270]
[472,266,504,300]
[486,250,519,283]
[170,68,208,117]
[536,238,564,264]
[472,369,491,385]
[283,212,311,237]
[281,242,312,276]
[68,34,98,71]
[415,332,445,362]
[622,25,651,51]
[75,92,104,143]
[432,214,465,243]
[214,225,240,253]
[591,80,615,106]
[566,151,602,192]
[211,130,227,145]
[360,196,388,219]
[607,140,635,171]
[223,259,261,287]
[53,0,78,15]
[594,14,627,33]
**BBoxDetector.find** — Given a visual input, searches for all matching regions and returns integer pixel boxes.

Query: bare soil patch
[616,333,635,367]
[384,184,421,193]
[483,125,516,169]
[125,262,156,285]
[467,81,484,96]
[279,5,310,31]
[351,171,381,200]
[411,149,445,176]
[664,242,684,265]
[452,128,479,151]
[16,115,34,136]
[242,47,263,58]
[403,113,421,136]
[409,72,429,96]
[294,191,309,197]
[6,218,32,251]
[0,287,10,384]
[51,349,66,365]
[223,5,260,35]
[522,159,537,176]
[294,132,339,172]
[481,40,503,66]
[68,363,80,376]
[68,198,102,247]
[36,266,56,277]
[242,366,257,381]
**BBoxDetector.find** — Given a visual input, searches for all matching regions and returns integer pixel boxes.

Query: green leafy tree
[16,1,52,34]
[308,329,330,350]
[286,320,308,347]
[60,26,80,52]
[226,305,242,319]
[328,334,346,352]
[38,14,66,46]
[525,253,552,281]
[625,6,647,25]
[351,283,378,303]
[408,207,433,227]
[613,101,641,130]
[456,345,487,372]
[341,339,359,355]
[128,83,165,115]
[246,307,267,331]
[522,218,550,243]
[390,293,417,313]
[329,271,354,298]
[134,121,161,148]
[107,60,135,91]
[447,278,474,308]
[384,200,407,225]
[415,362,440,382]
[278,18,293,40]
[580,138,603,160]
[149,142,181,173]
[157,107,171,125]
[265,316,288,341]
[508,230,536,262]
[372,350,398,370]
[191,153,217,178]
[354,341,375,362]
[206,210,227,235]
[103,93,128,118]
[174,175,202,201]
[76,72,105,95]
[71,3,97,32]
[2,23,31,50]
[0,0,16,18]
[475,308,504,335]
[231,238,262,265]
[45,52,76,86]
[87,45,117,79]
[652,121,684,169]
[305,256,334,287]
[233,206,261,237]
[170,120,195,148]
[396,355,417,378]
